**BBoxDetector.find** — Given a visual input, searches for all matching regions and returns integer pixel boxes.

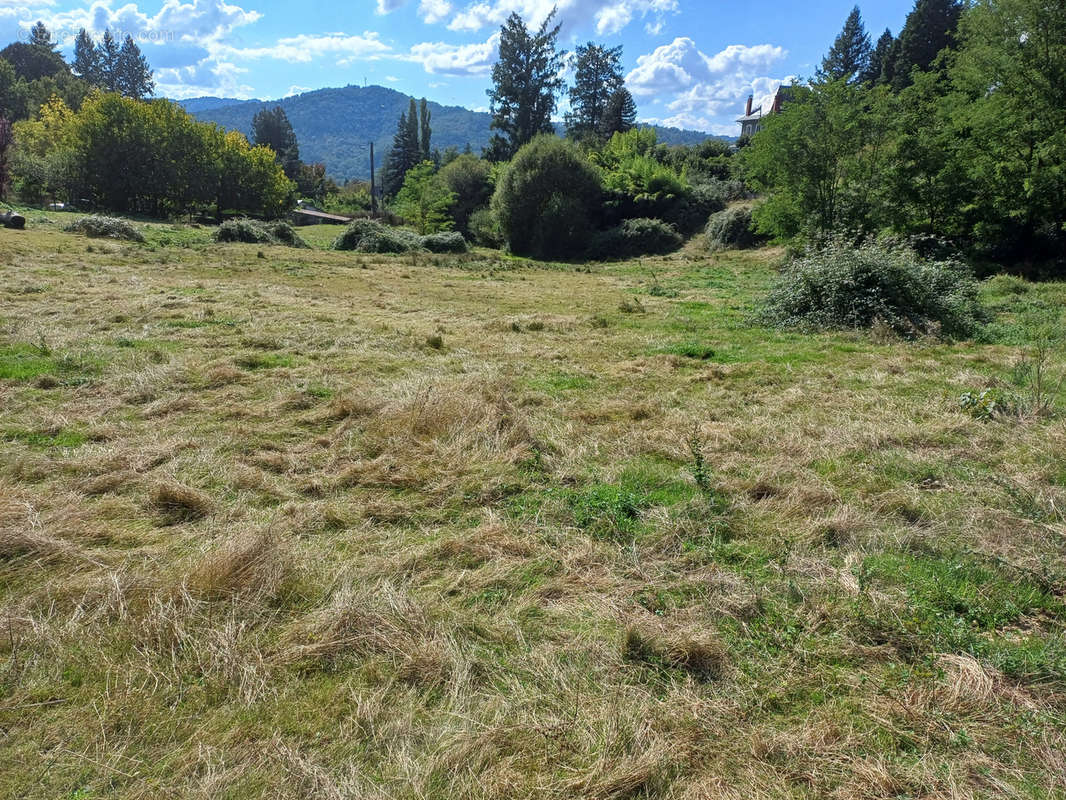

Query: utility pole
[369,142,377,216]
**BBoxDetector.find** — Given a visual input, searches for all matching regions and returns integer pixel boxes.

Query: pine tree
[252,106,301,180]
[405,98,420,165]
[28,22,57,52]
[419,98,431,162]
[116,35,154,100]
[599,88,637,139]
[382,104,422,198]
[863,28,895,84]
[565,43,624,142]
[97,30,122,92]
[486,10,565,160]
[73,30,101,86]
[893,0,962,89]
[818,6,872,83]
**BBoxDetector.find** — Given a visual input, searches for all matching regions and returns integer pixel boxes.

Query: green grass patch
[525,371,594,393]
[857,552,1066,680]
[2,427,88,448]
[0,343,102,383]
[234,352,296,370]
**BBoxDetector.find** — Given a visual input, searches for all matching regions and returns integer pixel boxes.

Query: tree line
[743,0,1066,270]
[0,22,294,217]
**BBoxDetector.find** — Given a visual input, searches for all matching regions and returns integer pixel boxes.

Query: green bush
[63,215,144,242]
[761,241,986,338]
[658,183,726,235]
[421,231,468,253]
[706,207,757,252]
[468,207,504,249]
[438,154,492,236]
[265,221,307,248]
[214,218,306,247]
[590,218,683,259]
[491,135,602,259]
[332,218,421,253]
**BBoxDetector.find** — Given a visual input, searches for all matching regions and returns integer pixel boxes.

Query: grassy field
[2,213,1065,799]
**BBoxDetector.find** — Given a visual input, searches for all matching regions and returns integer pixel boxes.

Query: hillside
[2,214,1065,797]
[182,85,728,182]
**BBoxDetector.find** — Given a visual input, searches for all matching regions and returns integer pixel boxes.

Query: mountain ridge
[179,84,731,182]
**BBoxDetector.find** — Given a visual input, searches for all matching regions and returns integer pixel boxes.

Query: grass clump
[63,215,144,242]
[214,218,307,247]
[151,480,214,524]
[590,218,683,259]
[623,625,729,681]
[761,240,985,338]
[705,206,756,252]
[420,231,468,253]
[332,218,422,253]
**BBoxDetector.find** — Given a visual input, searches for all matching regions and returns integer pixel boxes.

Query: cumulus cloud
[406,32,499,76]
[376,0,407,12]
[419,0,453,23]
[626,37,789,131]
[446,0,677,36]
[220,31,391,64]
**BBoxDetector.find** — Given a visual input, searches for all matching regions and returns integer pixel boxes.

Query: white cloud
[445,0,678,36]
[406,32,499,76]
[220,31,391,64]
[419,0,453,24]
[626,37,789,132]
[376,0,407,13]
[286,84,311,96]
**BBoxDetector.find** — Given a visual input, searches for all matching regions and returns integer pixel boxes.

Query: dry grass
[150,479,215,523]
[0,223,1064,798]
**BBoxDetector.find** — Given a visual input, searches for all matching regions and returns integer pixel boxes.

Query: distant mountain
[180,85,732,182]
[180,96,259,114]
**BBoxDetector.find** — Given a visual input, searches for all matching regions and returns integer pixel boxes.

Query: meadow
[1,213,1065,799]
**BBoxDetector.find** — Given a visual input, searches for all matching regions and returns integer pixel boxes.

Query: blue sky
[1,0,913,134]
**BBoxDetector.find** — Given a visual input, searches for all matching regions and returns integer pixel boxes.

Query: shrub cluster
[332,218,466,254]
[214,218,307,247]
[63,215,144,242]
[492,135,603,259]
[421,231,468,254]
[761,241,985,339]
[589,218,683,259]
[468,208,504,249]
[706,207,758,252]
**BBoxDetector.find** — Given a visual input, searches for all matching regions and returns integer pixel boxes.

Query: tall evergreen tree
[818,6,872,83]
[419,97,431,162]
[252,106,301,179]
[116,35,154,100]
[486,10,565,160]
[863,28,895,84]
[599,87,637,139]
[97,30,122,92]
[72,29,101,86]
[892,0,962,89]
[565,43,624,142]
[28,21,57,52]
[382,104,422,198]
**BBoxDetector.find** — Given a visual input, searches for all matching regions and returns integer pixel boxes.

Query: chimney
[745,95,753,116]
